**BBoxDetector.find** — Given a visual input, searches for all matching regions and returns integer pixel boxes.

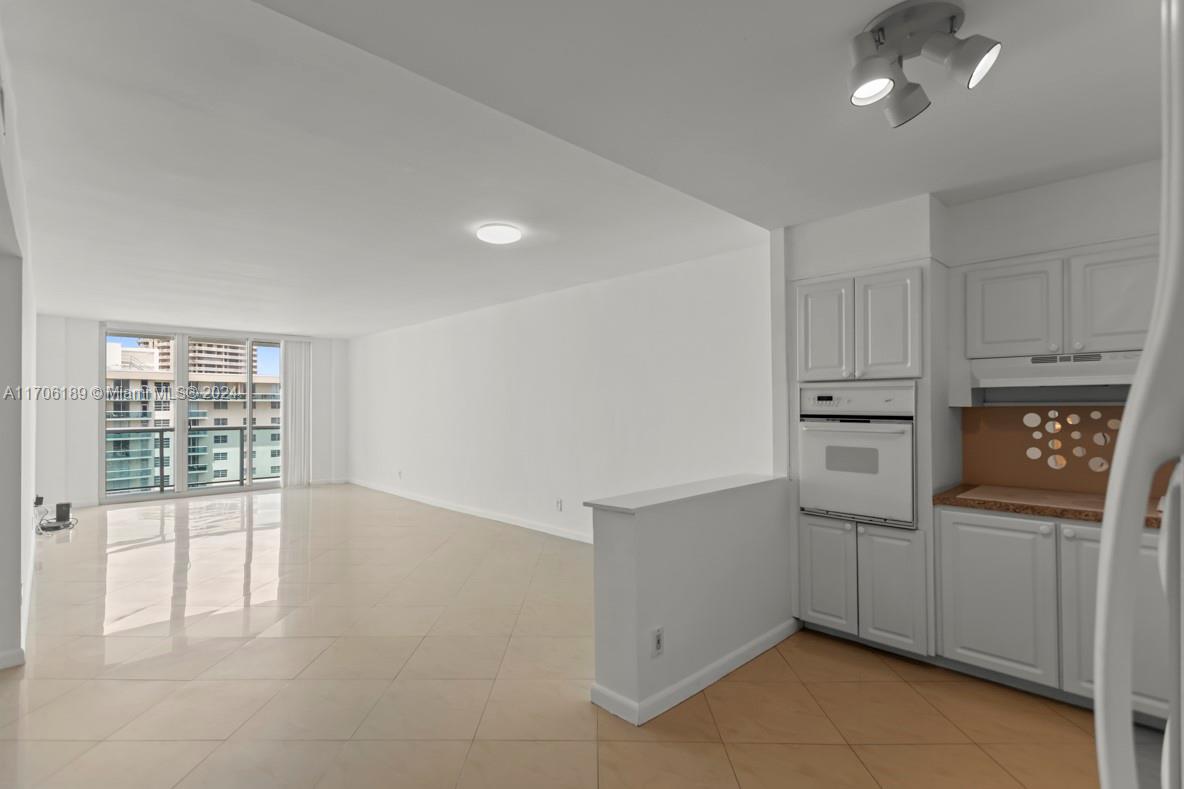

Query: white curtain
[281,340,311,487]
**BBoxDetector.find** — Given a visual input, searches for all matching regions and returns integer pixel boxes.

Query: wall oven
[798,383,916,528]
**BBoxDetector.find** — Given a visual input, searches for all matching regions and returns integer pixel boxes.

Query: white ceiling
[0,0,765,337]
[254,0,1162,227]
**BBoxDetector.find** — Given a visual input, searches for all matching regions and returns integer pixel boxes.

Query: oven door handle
[799,424,910,435]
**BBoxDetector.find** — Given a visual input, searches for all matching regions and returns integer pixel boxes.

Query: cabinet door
[1060,524,1169,717]
[799,514,858,634]
[858,524,927,655]
[1068,246,1158,353]
[966,259,1064,358]
[797,279,853,381]
[854,268,923,379]
[938,509,1059,686]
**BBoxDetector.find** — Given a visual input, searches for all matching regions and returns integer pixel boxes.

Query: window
[271,401,280,409]
[270,449,281,458]
[271,433,280,442]
[213,451,227,461]
[271,417,280,425]
[214,418,228,426]
[251,450,256,459]
[214,435,228,445]
[155,400,171,412]
[155,456,170,468]
[213,401,228,410]
[153,436,171,449]
[213,470,227,479]
[154,419,169,427]
[270,465,280,474]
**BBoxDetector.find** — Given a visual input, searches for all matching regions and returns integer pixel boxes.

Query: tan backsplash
[962,406,1173,496]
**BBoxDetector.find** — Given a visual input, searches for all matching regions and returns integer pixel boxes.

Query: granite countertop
[933,483,1163,529]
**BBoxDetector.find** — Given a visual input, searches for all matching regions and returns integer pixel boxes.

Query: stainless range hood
[951,351,1140,405]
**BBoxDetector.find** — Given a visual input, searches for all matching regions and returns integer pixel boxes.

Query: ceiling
[255,0,1161,227]
[0,0,765,337]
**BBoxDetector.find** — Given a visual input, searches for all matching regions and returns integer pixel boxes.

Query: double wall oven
[798,383,916,528]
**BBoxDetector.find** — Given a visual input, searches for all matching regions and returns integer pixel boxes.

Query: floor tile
[776,633,899,682]
[399,636,509,679]
[102,637,248,680]
[346,606,444,637]
[180,605,294,638]
[513,601,593,637]
[175,740,343,789]
[432,606,521,637]
[912,681,1094,744]
[21,635,160,678]
[704,682,843,744]
[726,743,878,788]
[476,679,596,740]
[598,741,738,788]
[314,740,469,788]
[853,744,1023,788]
[982,742,1100,788]
[199,637,334,679]
[806,682,968,744]
[0,679,179,740]
[233,679,389,740]
[456,740,596,789]
[36,740,218,789]
[720,649,798,683]
[299,637,420,679]
[0,677,83,727]
[257,607,355,638]
[0,741,96,789]
[597,693,720,742]
[880,654,972,682]
[352,679,492,740]
[112,680,284,740]
[497,637,594,679]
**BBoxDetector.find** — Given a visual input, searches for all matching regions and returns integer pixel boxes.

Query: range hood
[951,351,1141,406]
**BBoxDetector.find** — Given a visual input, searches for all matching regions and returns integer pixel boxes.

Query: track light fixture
[847,0,1001,127]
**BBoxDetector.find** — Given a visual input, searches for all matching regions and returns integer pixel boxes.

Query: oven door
[798,419,914,525]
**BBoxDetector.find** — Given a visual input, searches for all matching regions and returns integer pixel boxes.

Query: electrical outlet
[652,627,664,657]
[555,498,563,512]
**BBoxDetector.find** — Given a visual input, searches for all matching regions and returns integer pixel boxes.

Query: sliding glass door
[103,330,284,501]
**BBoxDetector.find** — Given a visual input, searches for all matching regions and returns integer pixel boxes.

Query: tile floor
[0,485,1157,787]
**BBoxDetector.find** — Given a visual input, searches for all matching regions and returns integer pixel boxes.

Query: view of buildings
[105,336,282,495]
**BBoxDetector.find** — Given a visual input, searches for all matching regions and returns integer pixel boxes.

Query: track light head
[922,31,1002,89]
[883,81,931,127]
[847,31,900,107]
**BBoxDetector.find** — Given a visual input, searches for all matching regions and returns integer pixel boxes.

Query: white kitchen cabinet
[797,279,853,382]
[938,509,1059,686]
[854,268,923,380]
[966,258,1064,358]
[1059,523,1169,717]
[796,268,921,381]
[858,524,927,655]
[1068,246,1158,353]
[799,514,858,635]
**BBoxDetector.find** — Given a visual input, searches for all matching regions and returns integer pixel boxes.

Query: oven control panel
[800,384,915,417]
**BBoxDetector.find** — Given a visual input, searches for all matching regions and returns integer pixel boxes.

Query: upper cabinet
[1068,246,1158,353]
[966,258,1064,358]
[797,267,922,381]
[963,243,1158,359]
[797,278,853,381]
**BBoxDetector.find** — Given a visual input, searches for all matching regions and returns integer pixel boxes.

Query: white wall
[0,254,24,666]
[348,244,775,543]
[784,194,935,279]
[310,337,348,485]
[943,160,1159,265]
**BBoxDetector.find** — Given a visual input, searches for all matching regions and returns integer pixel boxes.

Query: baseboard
[594,617,802,726]
[590,684,641,725]
[0,647,25,670]
[349,478,592,544]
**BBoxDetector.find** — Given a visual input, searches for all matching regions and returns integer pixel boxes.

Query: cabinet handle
[841,368,850,378]
[857,526,866,535]
[1049,344,1059,352]
[844,523,853,531]
[1073,342,1084,351]
[854,371,864,379]
[1064,528,1076,540]
[1039,524,1053,536]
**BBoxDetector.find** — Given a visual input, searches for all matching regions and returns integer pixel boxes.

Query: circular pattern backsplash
[1025,409,1118,472]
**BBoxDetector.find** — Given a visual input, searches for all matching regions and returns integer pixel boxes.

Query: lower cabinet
[938,509,1060,687]
[799,515,858,635]
[1059,523,1170,717]
[858,524,927,654]
[799,515,927,653]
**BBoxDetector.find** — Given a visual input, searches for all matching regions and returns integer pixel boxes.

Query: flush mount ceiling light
[475,223,523,244]
[846,0,1001,127]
